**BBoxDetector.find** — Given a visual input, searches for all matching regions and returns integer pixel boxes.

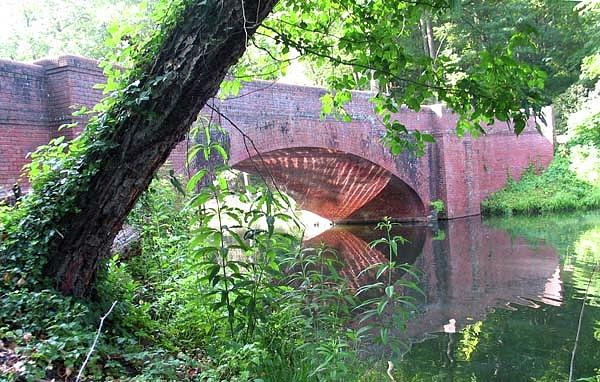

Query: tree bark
[419,16,436,59]
[419,17,429,56]
[425,17,436,59]
[43,0,278,296]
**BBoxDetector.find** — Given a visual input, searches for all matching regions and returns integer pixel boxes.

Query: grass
[482,154,600,216]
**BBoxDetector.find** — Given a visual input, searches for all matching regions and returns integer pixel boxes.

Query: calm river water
[305,211,600,381]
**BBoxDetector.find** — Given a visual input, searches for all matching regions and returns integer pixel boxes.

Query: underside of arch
[232,147,427,222]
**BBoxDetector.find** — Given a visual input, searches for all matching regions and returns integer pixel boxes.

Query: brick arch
[231,146,427,222]
[225,117,432,209]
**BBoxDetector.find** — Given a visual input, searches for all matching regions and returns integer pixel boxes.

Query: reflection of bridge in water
[305,216,562,344]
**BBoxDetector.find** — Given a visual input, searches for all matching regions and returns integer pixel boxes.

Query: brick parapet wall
[0,59,50,188]
[35,55,106,139]
[0,55,554,220]
[0,60,48,127]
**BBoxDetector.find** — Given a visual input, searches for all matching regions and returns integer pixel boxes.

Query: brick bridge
[0,56,554,222]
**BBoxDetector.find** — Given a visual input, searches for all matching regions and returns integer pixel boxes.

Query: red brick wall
[0,60,50,189]
[474,123,553,201]
[0,56,554,220]
[0,56,189,192]
[35,56,106,139]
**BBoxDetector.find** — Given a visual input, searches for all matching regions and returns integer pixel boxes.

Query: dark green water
[307,212,600,381]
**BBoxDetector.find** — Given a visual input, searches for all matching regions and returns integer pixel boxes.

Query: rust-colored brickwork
[0,56,554,221]
[222,81,554,220]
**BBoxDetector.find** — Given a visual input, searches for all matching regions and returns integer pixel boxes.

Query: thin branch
[250,38,291,63]
[241,0,249,45]
[205,104,305,229]
[272,18,373,45]
[76,301,118,382]
[257,26,449,93]
[569,263,599,382]
[222,80,279,101]
[205,104,279,193]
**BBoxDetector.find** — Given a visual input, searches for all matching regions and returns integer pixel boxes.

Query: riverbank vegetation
[2,166,425,381]
[481,154,600,215]
[482,1,600,216]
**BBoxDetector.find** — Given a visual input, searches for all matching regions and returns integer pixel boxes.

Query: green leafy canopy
[248,0,550,154]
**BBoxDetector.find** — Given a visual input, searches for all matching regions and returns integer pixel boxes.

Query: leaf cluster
[260,0,548,155]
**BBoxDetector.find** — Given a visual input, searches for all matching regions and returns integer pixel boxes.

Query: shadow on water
[303,213,600,381]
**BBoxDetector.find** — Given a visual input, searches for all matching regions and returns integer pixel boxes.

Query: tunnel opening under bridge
[231,147,427,223]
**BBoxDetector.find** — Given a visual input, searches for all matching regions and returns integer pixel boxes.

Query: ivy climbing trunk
[42,0,278,296]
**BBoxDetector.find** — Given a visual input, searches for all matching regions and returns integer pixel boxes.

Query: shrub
[482,155,600,215]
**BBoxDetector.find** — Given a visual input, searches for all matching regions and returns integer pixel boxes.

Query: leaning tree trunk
[41,0,277,296]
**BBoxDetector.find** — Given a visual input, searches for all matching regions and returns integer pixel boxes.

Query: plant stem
[76,301,118,382]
